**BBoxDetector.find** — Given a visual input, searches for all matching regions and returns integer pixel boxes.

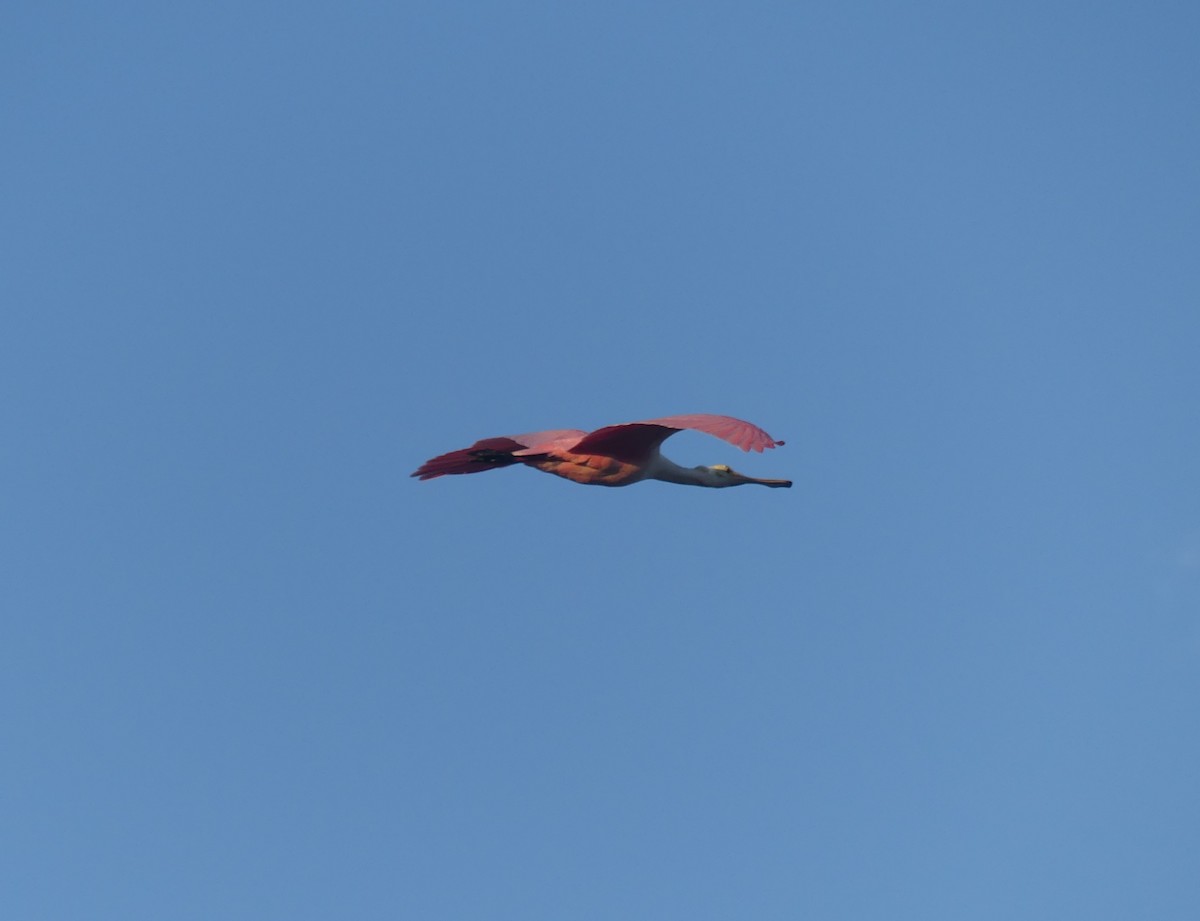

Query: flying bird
[412,413,792,489]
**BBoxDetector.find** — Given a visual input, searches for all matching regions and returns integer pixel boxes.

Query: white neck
[644,453,715,487]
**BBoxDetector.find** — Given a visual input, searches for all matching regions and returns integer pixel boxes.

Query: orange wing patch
[526,451,646,487]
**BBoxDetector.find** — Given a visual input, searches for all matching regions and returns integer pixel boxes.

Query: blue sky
[3,2,1198,918]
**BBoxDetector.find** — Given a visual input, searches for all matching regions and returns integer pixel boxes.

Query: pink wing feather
[567,413,785,462]
[506,429,588,451]
[411,428,586,479]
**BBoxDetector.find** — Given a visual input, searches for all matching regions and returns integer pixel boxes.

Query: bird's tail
[411,437,526,481]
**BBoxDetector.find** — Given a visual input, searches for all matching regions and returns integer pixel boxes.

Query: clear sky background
[3,3,1198,919]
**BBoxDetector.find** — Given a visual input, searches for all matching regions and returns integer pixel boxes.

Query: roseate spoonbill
[412,413,792,489]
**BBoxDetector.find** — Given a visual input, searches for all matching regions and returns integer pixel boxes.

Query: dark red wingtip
[411,437,526,481]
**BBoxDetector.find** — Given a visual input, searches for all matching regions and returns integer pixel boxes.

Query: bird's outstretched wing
[566,413,785,463]
[508,429,589,450]
[411,428,586,480]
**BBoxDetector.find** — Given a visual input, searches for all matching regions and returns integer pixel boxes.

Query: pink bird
[412,413,792,489]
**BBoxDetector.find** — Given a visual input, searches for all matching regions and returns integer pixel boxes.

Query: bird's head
[700,464,792,488]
